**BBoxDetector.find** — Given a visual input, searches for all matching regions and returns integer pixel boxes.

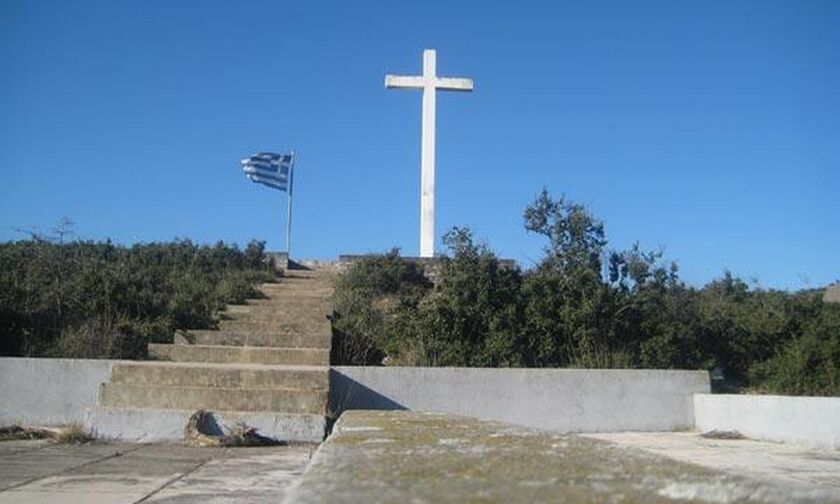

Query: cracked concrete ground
[0,439,315,503]
[583,431,840,491]
[287,411,840,503]
[3,419,840,503]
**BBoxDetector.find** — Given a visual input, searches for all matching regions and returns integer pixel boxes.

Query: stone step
[217,320,331,335]
[263,280,332,287]
[109,361,328,390]
[217,318,332,330]
[260,285,333,293]
[99,383,327,414]
[149,343,330,366]
[273,271,327,279]
[88,407,326,443]
[221,304,253,314]
[219,306,332,324]
[263,278,332,285]
[220,307,332,320]
[239,296,332,306]
[246,294,333,306]
[185,330,331,349]
[258,288,332,297]
[227,310,328,321]
[266,287,333,293]
[228,301,331,309]
[258,278,334,290]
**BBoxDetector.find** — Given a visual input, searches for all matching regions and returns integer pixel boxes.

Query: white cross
[386,49,474,258]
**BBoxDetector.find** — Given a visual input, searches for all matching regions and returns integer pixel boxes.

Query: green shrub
[0,237,275,360]
[48,316,148,360]
[329,189,839,396]
[399,228,525,367]
[331,249,431,365]
[331,232,524,367]
[750,303,840,396]
[215,272,267,306]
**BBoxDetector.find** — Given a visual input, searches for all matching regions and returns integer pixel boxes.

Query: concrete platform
[583,431,840,491]
[5,413,840,502]
[0,440,313,503]
[287,410,840,503]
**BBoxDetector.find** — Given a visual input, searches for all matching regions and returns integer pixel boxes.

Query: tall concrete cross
[386,49,474,257]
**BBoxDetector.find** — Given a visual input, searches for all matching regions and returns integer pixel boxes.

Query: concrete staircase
[91,268,334,442]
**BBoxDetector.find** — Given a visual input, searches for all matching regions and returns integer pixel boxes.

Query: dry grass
[0,422,94,444]
[54,423,94,444]
[699,430,747,440]
[0,425,55,441]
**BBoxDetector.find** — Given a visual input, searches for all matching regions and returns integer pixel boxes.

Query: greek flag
[241,152,293,192]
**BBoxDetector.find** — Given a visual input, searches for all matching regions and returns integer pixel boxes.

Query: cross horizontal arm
[436,77,474,91]
[385,75,425,89]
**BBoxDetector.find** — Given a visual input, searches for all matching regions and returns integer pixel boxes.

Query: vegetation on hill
[332,189,840,396]
[0,233,275,360]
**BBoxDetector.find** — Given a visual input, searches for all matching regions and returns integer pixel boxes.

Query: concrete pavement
[584,431,840,491]
[4,418,840,503]
[0,440,314,503]
[287,411,840,503]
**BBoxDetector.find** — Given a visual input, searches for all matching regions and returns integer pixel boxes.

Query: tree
[521,189,616,367]
[330,249,432,365]
[524,188,607,275]
[409,228,524,367]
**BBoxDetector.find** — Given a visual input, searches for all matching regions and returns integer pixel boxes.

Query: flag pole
[286,150,295,258]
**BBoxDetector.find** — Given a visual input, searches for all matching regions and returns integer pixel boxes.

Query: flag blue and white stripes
[241,152,294,192]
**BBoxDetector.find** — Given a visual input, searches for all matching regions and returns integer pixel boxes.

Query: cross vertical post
[421,50,436,258]
[386,49,474,257]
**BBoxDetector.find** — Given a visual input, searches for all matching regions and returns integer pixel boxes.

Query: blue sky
[1,1,838,290]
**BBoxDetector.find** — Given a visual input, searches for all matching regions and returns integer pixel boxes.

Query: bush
[48,316,149,360]
[331,249,431,365]
[402,228,525,367]
[0,237,276,360]
[331,232,524,367]
[750,303,840,396]
[329,189,839,396]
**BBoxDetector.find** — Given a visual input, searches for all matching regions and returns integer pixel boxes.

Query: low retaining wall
[694,394,840,449]
[330,367,710,433]
[0,357,114,427]
[13,359,835,446]
[0,358,325,442]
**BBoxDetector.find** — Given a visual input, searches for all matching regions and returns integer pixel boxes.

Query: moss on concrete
[287,411,838,503]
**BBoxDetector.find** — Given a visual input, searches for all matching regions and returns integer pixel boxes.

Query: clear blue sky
[1,1,838,290]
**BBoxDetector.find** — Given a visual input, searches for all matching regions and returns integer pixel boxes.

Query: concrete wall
[694,394,840,449]
[0,358,114,427]
[12,358,834,447]
[265,252,289,270]
[331,367,710,433]
[0,358,325,442]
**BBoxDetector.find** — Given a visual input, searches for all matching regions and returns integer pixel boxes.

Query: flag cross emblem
[241,152,294,192]
[239,150,296,256]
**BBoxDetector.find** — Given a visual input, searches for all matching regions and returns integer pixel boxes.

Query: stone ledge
[89,408,326,443]
[286,410,834,503]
